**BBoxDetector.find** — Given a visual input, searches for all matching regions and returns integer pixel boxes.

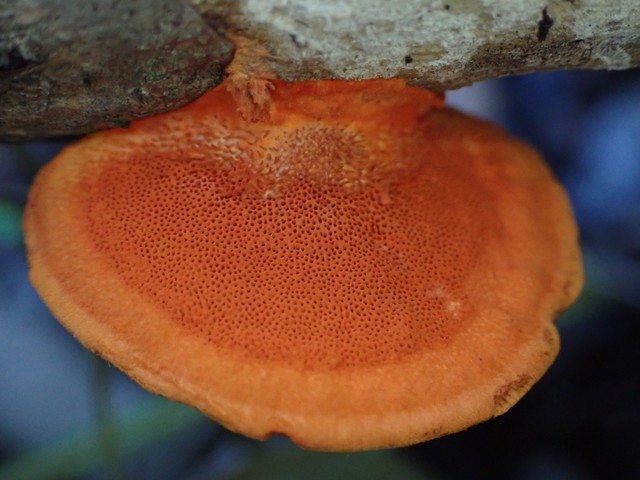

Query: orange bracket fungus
[24,73,583,451]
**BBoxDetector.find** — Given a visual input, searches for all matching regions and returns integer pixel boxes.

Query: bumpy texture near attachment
[24,78,583,451]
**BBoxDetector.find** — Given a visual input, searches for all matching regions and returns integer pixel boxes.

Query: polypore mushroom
[23,77,583,451]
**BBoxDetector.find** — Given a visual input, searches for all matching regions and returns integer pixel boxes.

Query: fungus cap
[24,78,583,451]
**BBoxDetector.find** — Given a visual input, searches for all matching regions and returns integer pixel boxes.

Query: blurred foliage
[0,398,204,480]
[231,448,433,480]
[0,200,22,249]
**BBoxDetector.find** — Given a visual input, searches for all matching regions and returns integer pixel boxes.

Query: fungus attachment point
[24,77,583,451]
[224,33,276,122]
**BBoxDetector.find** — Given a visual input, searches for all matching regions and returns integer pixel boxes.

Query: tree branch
[0,0,232,141]
[1,0,639,141]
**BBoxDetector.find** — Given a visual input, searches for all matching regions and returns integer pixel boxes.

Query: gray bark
[2,0,639,141]
[196,0,640,88]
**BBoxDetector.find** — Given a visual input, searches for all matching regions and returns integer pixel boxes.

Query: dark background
[1,68,639,479]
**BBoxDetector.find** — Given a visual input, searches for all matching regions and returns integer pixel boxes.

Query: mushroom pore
[23,78,583,451]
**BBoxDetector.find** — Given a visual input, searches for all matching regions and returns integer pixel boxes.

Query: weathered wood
[0,0,232,141]
[2,0,639,141]
[194,0,640,88]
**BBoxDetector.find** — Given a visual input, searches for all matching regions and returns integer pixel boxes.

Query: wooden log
[1,0,639,141]
[0,0,232,141]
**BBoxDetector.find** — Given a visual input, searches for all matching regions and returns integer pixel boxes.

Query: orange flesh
[84,84,474,369]
[24,78,583,450]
